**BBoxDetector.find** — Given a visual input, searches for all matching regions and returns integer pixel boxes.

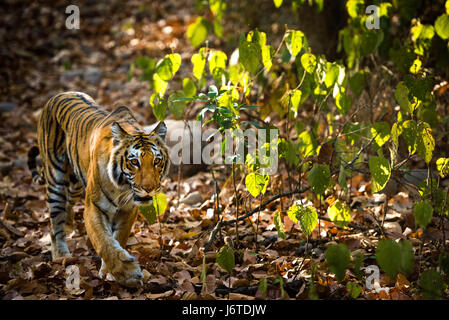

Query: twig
[204,187,309,251]
[232,163,240,248]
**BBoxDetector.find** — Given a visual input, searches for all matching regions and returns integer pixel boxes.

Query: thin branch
[204,187,309,251]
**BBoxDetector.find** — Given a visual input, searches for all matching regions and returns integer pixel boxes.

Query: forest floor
[0,0,448,300]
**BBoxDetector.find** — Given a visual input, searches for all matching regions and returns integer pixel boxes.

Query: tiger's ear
[152,121,167,140]
[111,122,129,144]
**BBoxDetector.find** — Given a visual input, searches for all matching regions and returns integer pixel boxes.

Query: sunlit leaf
[286,30,304,57]
[245,172,269,198]
[152,192,168,216]
[435,14,449,40]
[369,156,391,193]
[273,211,286,239]
[436,157,449,178]
[191,48,207,80]
[327,200,351,228]
[300,53,317,74]
[416,123,434,163]
[187,17,210,47]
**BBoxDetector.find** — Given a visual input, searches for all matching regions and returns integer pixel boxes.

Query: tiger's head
[108,121,170,205]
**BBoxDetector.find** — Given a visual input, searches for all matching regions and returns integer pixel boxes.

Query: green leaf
[419,270,445,299]
[336,92,352,115]
[360,31,383,56]
[346,0,365,19]
[187,17,210,47]
[370,122,390,148]
[155,53,181,81]
[376,239,401,278]
[239,33,262,74]
[245,172,269,198]
[289,89,302,115]
[416,123,434,163]
[167,91,186,119]
[438,251,449,275]
[210,0,226,20]
[327,200,351,228]
[152,73,168,95]
[409,58,422,74]
[307,164,330,195]
[352,251,364,280]
[402,120,418,154]
[136,56,156,70]
[152,192,168,216]
[139,205,156,224]
[369,156,391,193]
[287,204,318,236]
[436,157,449,178]
[217,245,235,273]
[150,94,167,121]
[404,74,432,101]
[208,50,227,80]
[287,204,300,224]
[298,131,316,158]
[346,282,362,299]
[285,30,305,57]
[398,240,414,277]
[435,14,449,40]
[300,53,317,74]
[298,206,318,236]
[326,244,350,282]
[273,211,286,240]
[191,48,207,80]
[213,20,223,38]
[413,200,433,230]
[391,122,402,147]
[182,78,197,98]
[324,63,339,88]
[349,72,365,98]
[262,45,275,71]
[395,81,414,114]
[273,0,283,8]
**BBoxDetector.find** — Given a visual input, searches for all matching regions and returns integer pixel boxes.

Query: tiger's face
[109,121,169,205]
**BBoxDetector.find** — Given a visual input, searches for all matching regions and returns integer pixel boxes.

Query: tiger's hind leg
[45,167,72,260]
[66,174,84,235]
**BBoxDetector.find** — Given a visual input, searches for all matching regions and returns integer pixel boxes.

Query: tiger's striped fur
[28,91,170,287]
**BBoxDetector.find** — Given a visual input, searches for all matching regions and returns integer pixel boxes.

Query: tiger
[27,91,170,287]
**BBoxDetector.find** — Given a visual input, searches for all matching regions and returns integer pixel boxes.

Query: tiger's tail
[27,146,45,185]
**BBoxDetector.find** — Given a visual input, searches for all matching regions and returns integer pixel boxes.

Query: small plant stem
[157,214,163,261]
[255,193,262,254]
[232,163,240,248]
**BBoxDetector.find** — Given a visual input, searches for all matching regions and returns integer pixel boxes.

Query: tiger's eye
[154,158,161,165]
[130,159,139,166]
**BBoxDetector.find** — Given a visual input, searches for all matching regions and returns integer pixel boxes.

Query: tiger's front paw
[110,250,143,287]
